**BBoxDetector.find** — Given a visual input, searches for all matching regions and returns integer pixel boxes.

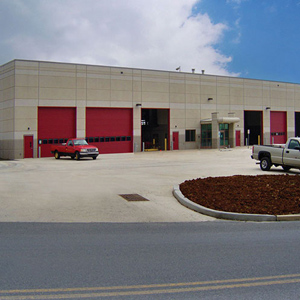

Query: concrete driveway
[0,147,267,222]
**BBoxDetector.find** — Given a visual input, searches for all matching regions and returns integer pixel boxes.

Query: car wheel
[54,151,60,159]
[75,152,80,160]
[260,157,271,171]
[93,156,97,160]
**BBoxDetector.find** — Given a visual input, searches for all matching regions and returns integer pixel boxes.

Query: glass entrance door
[220,130,226,147]
[219,124,229,147]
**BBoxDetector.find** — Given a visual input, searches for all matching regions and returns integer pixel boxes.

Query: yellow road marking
[1,274,300,299]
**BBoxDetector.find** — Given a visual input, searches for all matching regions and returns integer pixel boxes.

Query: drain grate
[119,194,149,202]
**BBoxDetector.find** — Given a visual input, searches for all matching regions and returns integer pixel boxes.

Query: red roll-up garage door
[270,111,287,144]
[86,108,133,154]
[38,107,76,157]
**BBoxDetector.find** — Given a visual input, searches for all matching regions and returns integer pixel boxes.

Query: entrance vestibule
[200,112,240,149]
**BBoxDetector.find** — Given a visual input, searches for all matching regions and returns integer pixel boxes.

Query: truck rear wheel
[54,151,60,159]
[260,157,271,171]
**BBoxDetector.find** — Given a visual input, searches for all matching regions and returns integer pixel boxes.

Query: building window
[185,130,196,142]
[201,124,212,148]
[219,123,229,130]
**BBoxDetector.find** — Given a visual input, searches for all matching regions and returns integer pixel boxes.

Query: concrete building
[1,59,300,159]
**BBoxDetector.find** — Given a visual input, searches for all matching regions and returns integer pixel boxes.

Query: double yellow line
[1,273,300,299]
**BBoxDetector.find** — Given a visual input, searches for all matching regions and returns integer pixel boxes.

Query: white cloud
[1,0,238,76]
[226,0,247,6]
[232,17,242,44]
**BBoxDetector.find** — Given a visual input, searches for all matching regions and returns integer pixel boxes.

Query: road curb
[173,185,300,222]
[276,214,300,221]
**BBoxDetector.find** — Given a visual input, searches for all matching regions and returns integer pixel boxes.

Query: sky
[1,0,300,83]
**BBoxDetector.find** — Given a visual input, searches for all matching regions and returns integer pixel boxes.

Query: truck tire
[75,152,80,160]
[260,157,271,171]
[54,151,60,159]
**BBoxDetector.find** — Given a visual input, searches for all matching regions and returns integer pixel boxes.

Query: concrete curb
[276,214,300,221]
[173,185,300,222]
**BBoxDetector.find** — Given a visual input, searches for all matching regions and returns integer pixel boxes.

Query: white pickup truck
[251,137,300,171]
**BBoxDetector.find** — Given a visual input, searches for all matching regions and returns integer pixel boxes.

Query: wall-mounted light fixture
[208,97,213,101]
[266,107,271,110]
[176,66,181,72]
[136,103,142,107]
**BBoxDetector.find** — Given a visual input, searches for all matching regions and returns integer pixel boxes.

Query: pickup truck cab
[51,138,99,160]
[251,137,300,171]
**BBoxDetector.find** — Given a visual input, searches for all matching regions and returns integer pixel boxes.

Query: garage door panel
[86,108,133,154]
[92,141,132,154]
[270,111,287,144]
[38,107,76,157]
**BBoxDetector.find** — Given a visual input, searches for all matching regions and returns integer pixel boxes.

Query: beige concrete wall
[2,59,300,158]
[13,60,39,158]
[0,61,15,159]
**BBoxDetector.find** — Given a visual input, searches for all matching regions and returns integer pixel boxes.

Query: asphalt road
[1,222,300,299]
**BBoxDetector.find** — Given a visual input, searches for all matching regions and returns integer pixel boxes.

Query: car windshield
[73,139,88,146]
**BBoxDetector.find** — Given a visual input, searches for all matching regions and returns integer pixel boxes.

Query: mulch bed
[179,175,300,215]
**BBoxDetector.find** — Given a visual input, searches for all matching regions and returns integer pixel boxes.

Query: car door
[65,140,74,154]
[282,139,300,167]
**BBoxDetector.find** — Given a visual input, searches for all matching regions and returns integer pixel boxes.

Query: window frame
[185,129,196,142]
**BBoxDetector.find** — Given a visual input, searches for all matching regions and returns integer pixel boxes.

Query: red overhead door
[270,111,287,144]
[86,108,133,154]
[38,107,76,157]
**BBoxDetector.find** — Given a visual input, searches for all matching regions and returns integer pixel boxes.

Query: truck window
[288,140,299,149]
[68,140,73,146]
[74,140,88,146]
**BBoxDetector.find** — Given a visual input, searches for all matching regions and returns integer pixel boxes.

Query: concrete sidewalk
[0,147,270,223]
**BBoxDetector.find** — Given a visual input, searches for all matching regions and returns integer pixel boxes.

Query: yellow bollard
[258,135,260,145]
